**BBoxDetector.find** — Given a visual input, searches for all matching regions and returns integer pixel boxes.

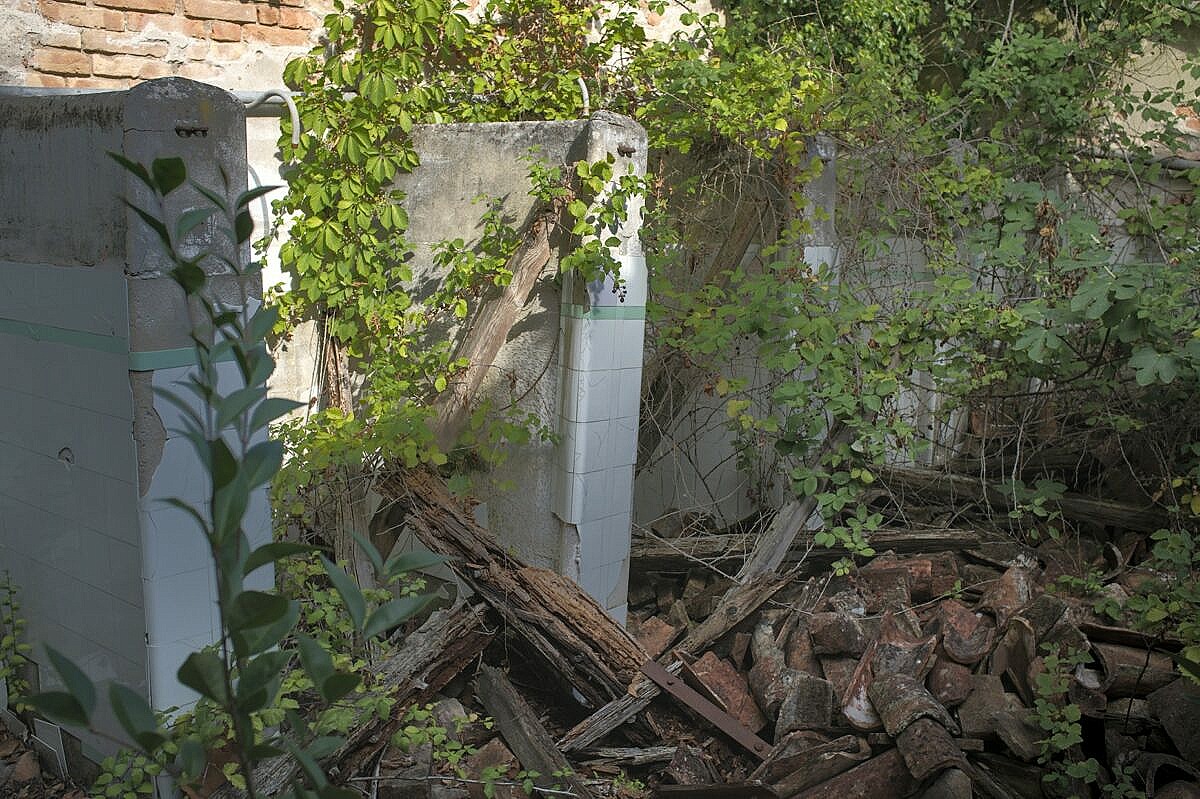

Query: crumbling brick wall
[3,0,323,89]
[1,0,716,91]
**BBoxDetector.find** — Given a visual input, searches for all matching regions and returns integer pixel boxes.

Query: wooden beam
[477,665,598,799]
[431,210,554,454]
[879,465,1175,533]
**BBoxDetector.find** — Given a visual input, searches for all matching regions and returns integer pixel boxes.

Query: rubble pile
[295,471,1199,799]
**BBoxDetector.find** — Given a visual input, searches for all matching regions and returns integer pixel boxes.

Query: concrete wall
[323,114,649,622]
[0,77,270,760]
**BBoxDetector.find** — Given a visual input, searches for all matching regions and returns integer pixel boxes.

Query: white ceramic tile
[614,368,642,422]
[578,565,606,603]
[607,560,629,610]
[576,519,606,570]
[565,316,616,373]
[146,639,200,711]
[602,512,632,564]
[143,569,216,645]
[611,321,646,370]
[109,597,147,657]
[0,388,36,451]
[609,464,634,516]
[0,335,37,397]
[105,539,143,606]
[559,368,618,424]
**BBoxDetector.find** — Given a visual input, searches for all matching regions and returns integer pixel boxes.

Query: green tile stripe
[560,304,646,321]
[0,316,233,371]
[0,317,128,355]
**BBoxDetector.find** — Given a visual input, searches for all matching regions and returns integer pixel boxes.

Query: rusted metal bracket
[640,660,772,759]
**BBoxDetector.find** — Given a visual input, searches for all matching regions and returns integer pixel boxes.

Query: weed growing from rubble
[0,573,31,710]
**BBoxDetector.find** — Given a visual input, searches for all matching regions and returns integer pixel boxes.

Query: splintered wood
[379,469,647,706]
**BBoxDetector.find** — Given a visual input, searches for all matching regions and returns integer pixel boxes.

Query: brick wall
[2,0,714,91]
[3,0,323,90]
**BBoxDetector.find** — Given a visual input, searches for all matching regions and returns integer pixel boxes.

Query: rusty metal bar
[640,660,772,759]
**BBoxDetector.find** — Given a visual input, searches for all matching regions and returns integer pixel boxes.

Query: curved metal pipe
[239,89,301,146]
[577,77,590,118]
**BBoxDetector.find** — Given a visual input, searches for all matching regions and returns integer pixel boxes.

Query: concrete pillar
[555,113,648,624]
[802,134,837,271]
[0,78,269,762]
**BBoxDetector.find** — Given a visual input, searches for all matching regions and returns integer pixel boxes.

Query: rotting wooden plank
[577,746,677,766]
[632,528,981,571]
[879,465,1174,533]
[431,210,555,455]
[379,470,648,708]
[558,572,794,752]
[476,664,597,799]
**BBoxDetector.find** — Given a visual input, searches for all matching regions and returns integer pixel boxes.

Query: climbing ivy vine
[273,0,1200,603]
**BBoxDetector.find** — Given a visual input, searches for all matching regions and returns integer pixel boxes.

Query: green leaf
[109,684,165,752]
[216,386,267,430]
[108,152,154,192]
[235,650,290,713]
[209,438,239,489]
[243,440,285,489]
[244,542,318,576]
[236,184,280,210]
[123,199,172,252]
[237,599,299,656]
[171,261,207,295]
[175,207,217,242]
[352,530,385,576]
[320,672,361,702]
[383,550,448,579]
[235,209,254,244]
[228,590,291,632]
[249,398,302,432]
[27,691,89,727]
[307,736,345,760]
[178,737,207,780]
[45,645,96,718]
[152,158,187,194]
[321,556,366,630]
[177,651,228,704]
[363,595,432,639]
[297,634,333,687]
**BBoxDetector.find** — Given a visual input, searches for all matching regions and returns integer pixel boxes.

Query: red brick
[276,6,313,28]
[127,12,205,35]
[242,22,309,45]
[95,0,176,12]
[256,4,277,23]
[40,29,82,48]
[68,75,134,88]
[209,19,242,40]
[30,47,93,76]
[24,73,68,87]
[183,40,209,59]
[39,0,125,30]
[92,52,169,78]
[182,0,255,22]
[81,29,169,56]
[178,61,220,79]
[205,41,245,59]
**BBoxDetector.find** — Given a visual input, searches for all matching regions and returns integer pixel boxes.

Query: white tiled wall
[0,261,151,711]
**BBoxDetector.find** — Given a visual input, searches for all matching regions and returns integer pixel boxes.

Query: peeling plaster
[129,371,166,497]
